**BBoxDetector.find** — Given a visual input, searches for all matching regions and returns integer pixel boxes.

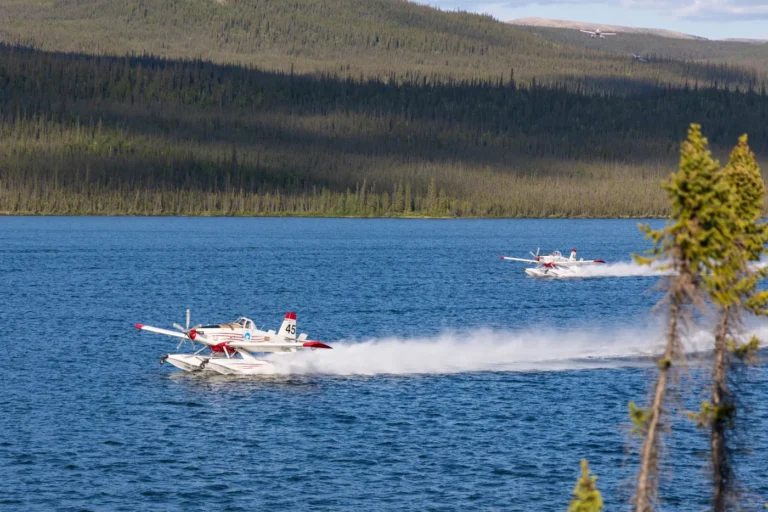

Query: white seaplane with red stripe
[135,310,331,374]
[501,248,606,277]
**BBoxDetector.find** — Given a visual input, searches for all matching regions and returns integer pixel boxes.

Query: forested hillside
[2,44,766,217]
[1,1,766,216]
[0,0,761,91]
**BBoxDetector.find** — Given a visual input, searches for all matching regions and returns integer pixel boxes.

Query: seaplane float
[135,310,331,375]
[501,248,606,277]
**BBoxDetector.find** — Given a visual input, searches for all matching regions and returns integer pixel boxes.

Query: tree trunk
[712,309,729,512]
[635,294,680,512]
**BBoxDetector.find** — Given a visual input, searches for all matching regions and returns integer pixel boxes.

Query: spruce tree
[633,124,733,511]
[694,134,768,511]
[568,460,603,512]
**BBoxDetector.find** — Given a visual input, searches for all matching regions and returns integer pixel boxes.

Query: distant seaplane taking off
[632,53,647,62]
[581,28,616,38]
[501,249,606,277]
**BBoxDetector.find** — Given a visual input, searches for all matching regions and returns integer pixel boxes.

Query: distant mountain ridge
[508,17,704,41]
[723,38,768,44]
[508,18,768,77]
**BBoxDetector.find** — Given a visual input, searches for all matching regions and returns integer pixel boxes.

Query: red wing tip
[571,248,577,252]
[285,312,297,320]
[500,256,505,260]
[594,260,606,264]
[303,341,332,349]
[135,323,144,330]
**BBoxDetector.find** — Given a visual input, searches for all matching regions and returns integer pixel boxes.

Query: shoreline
[0,212,667,219]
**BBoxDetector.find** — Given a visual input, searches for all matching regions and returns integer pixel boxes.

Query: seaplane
[632,53,648,62]
[501,248,606,277]
[135,310,331,375]
[581,28,616,38]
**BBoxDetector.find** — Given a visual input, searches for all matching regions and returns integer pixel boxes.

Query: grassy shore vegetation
[1,43,767,217]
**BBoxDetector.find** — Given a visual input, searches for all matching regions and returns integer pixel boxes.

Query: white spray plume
[555,259,768,280]
[553,261,672,279]
[249,323,758,376]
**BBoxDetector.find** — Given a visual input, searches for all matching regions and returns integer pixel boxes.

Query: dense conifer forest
[0,0,766,216]
[1,0,763,89]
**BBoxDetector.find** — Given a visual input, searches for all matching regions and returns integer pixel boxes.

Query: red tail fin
[278,312,297,339]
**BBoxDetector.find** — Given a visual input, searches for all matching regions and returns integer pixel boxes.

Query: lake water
[2,217,767,511]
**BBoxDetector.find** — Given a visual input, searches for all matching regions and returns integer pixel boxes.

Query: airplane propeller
[529,248,540,261]
[173,309,202,349]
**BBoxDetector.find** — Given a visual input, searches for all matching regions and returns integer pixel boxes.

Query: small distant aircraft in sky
[581,28,616,39]
[632,53,647,62]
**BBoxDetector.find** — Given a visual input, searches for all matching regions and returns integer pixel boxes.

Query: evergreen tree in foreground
[632,124,735,511]
[568,460,603,512]
[566,126,767,510]
[692,134,768,511]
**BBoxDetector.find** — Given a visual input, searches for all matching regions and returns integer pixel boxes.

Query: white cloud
[624,0,768,19]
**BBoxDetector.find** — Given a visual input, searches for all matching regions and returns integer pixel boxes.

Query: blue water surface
[1,217,766,511]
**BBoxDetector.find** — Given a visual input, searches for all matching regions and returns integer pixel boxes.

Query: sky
[412,0,768,40]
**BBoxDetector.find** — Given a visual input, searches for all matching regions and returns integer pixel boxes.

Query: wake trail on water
[554,261,671,279]
[256,324,768,376]
[553,260,768,279]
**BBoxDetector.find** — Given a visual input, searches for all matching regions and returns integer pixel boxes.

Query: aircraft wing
[601,32,616,35]
[135,324,187,339]
[500,256,540,263]
[229,341,332,352]
[554,260,606,266]
[580,30,595,34]
[135,324,212,345]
